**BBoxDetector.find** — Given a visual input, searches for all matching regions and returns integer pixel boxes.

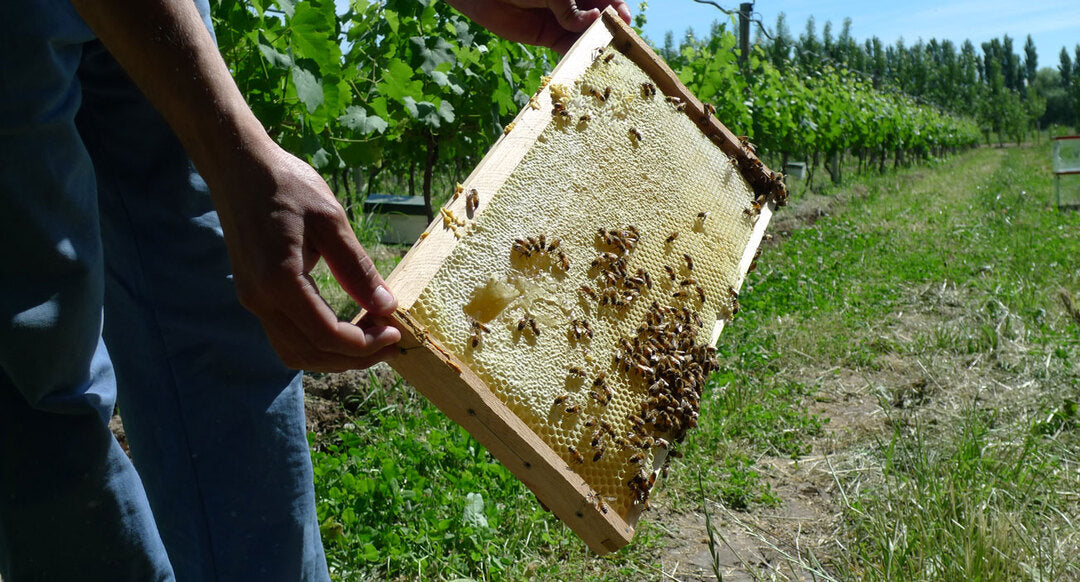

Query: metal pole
[738,2,753,70]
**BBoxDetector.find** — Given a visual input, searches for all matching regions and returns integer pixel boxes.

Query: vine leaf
[403,97,455,128]
[410,36,456,73]
[378,58,424,103]
[257,31,292,69]
[292,66,324,113]
[291,1,341,72]
[339,106,389,135]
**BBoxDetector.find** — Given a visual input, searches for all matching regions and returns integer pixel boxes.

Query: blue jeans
[0,1,328,580]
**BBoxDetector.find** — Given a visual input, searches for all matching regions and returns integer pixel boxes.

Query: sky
[640,0,1080,69]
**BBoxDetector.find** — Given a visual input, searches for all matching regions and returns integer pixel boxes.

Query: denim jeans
[0,1,328,580]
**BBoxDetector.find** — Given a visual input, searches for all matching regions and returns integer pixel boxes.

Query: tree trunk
[409,158,416,198]
[422,131,440,225]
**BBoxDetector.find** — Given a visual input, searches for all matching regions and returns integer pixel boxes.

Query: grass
[308,141,1080,580]
[310,372,668,580]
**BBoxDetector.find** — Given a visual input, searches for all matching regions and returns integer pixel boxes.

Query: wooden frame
[352,7,782,555]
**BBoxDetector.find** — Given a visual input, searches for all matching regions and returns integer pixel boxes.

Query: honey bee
[472,320,490,333]
[590,430,603,447]
[603,52,616,63]
[641,82,656,97]
[466,188,479,213]
[569,366,587,377]
[537,234,546,249]
[593,447,606,462]
[568,446,584,464]
[517,318,528,332]
[663,265,676,280]
[578,113,591,123]
[593,373,607,387]
[655,437,669,450]
[683,253,694,271]
[680,279,695,287]
[629,127,643,142]
[528,318,541,336]
[558,252,571,271]
[666,231,678,244]
[603,87,612,101]
[583,416,597,427]
[672,289,689,300]
[738,135,756,154]
[553,393,570,406]
[588,86,606,102]
[640,269,652,289]
[580,285,598,300]
[697,211,710,221]
[665,95,682,105]
[627,413,645,428]
[703,102,715,119]
[628,453,644,464]
[696,285,706,304]
[470,333,482,348]
[600,421,614,434]
[728,286,740,315]
[565,405,581,414]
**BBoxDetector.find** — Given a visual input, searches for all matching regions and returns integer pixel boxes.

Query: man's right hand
[211,141,402,373]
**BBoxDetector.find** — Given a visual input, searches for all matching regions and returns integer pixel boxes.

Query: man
[0,0,630,579]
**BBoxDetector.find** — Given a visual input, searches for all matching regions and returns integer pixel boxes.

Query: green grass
[311,373,667,580]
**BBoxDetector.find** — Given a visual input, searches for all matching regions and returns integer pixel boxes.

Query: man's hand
[446,0,632,54]
[211,143,402,373]
[71,0,401,373]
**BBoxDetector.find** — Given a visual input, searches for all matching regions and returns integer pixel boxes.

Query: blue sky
[641,0,1080,68]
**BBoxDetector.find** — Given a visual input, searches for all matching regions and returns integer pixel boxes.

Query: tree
[1060,47,1073,89]
[1023,35,1038,87]
[795,16,820,71]
[768,13,793,71]
[662,30,675,61]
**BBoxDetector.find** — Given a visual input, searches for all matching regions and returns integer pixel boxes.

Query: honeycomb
[411,50,758,516]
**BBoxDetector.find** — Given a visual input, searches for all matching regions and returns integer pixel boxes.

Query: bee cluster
[511,234,570,272]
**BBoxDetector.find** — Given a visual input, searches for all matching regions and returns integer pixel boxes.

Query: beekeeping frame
[352,8,782,555]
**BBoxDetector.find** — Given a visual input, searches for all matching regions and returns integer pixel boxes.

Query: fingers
[259,289,402,372]
[546,0,599,34]
[308,202,398,316]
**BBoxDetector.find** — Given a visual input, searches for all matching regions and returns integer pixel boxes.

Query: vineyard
[210,0,1008,218]
[209,1,1080,579]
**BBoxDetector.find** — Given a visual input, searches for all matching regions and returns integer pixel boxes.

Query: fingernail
[372,285,397,313]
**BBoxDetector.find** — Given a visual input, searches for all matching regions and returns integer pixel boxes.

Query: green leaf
[436,100,455,124]
[462,492,488,529]
[291,66,324,113]
[257,31,292,69]
[291,2,341,72]
[409,36,456,74]
[429,70,463,95]
[368,96,389,120]
[361,543,380,562]
[378,58,423,103]
[339,105,388,134]
[383,9,399,35]
[403,97,453,128]
[274,0,296,17]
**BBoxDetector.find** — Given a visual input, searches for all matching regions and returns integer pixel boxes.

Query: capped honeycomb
[410,49,759,517]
